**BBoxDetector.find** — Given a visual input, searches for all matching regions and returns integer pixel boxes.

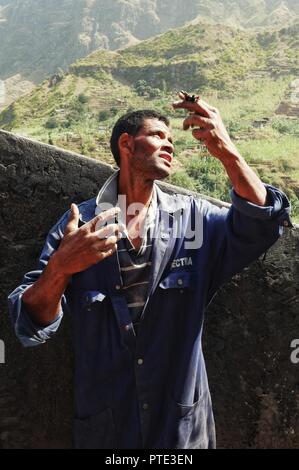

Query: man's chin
[153,167,172,181]
[153,160,172,180]
[142,161,172,181]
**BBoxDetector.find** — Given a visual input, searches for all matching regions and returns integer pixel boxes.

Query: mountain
[1,18,298,218]
[1,20,298,129]
[1,17,298,123]
[190,1,299,28]
[0,0,298,108]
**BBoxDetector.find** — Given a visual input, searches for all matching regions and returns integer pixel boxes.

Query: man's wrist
[48,252,72,281]
[217,148,244,168]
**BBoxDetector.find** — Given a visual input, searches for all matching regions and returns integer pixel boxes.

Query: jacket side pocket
[74,408,116,449]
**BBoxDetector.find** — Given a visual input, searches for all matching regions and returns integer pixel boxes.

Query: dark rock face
[204,230,299,448]
[0,131,113,449]
[0,130,298,448]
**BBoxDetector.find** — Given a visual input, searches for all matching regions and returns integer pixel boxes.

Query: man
[8,94,292,449]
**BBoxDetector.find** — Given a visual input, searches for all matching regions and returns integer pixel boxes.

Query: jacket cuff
[14,292,63,347]
[230,184,293,227]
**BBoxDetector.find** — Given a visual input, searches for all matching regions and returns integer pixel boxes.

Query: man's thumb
[64,203,79,236]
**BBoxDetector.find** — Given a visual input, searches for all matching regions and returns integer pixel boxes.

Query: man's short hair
[110,109,170,166]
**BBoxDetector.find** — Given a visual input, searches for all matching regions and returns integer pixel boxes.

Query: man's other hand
[53,205,122,276]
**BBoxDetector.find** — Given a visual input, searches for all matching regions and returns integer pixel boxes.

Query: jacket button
[177,278,183,286]
[137,358,144,365]
[283,220,289,227]
[142,403,149,410]
[115,285,121,290]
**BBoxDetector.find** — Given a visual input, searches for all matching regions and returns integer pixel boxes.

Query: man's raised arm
[173,93,267,206]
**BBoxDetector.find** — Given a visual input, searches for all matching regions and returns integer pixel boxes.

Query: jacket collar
[95,170,119,208]
[88,170,188,217]
[78,171,117,224]
[155,183,188,214]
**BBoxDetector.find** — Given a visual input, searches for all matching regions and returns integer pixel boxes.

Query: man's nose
[162,140,174,154]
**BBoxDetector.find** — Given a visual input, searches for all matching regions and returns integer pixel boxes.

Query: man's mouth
[159,153,173,164]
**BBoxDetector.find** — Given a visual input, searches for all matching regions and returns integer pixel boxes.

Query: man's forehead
[141,118,172,134]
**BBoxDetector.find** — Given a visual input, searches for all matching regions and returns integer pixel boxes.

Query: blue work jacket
[8,172,292,449]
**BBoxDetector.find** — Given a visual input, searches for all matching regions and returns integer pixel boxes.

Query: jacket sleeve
[7,213,70,348]
[199,184,293,304]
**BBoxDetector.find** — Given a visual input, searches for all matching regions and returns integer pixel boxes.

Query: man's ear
[118,133,134,156]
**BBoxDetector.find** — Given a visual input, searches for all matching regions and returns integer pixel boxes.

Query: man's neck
[118,169,154,209]
[118,169,155,250]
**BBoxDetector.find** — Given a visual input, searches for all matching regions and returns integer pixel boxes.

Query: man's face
[129,118,175,180]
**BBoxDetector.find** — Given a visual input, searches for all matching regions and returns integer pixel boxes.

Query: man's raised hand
[172,92,240,162]
[53,205,122,276]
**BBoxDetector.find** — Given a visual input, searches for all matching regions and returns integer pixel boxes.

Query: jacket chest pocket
[159,271,195,291]
[81,290,107,311]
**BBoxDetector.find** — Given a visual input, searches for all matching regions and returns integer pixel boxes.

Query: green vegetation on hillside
[1,20,298,221]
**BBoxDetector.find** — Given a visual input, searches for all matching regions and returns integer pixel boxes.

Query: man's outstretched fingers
[96,244,118,261]
[93,234,120,252]
[183,115,212,131]
[64,203,80,236]
[94,223,121,240]
[192,128,210,142]
[89,207,121,231]
[173,97,210,118]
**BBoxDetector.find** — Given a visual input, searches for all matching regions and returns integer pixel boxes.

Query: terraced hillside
[1,20,298,219]
[0,0,298,108]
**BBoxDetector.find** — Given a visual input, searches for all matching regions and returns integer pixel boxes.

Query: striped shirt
[117,194,156,331]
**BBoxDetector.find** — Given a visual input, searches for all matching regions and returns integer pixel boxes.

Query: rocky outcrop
[0,130,298,448]
[0,0,199,84]
[276,78,299,116]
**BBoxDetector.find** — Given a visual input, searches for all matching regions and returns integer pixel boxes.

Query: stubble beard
[134,152,171,182]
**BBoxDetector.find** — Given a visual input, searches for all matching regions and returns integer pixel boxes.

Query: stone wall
[0,130,298,449]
